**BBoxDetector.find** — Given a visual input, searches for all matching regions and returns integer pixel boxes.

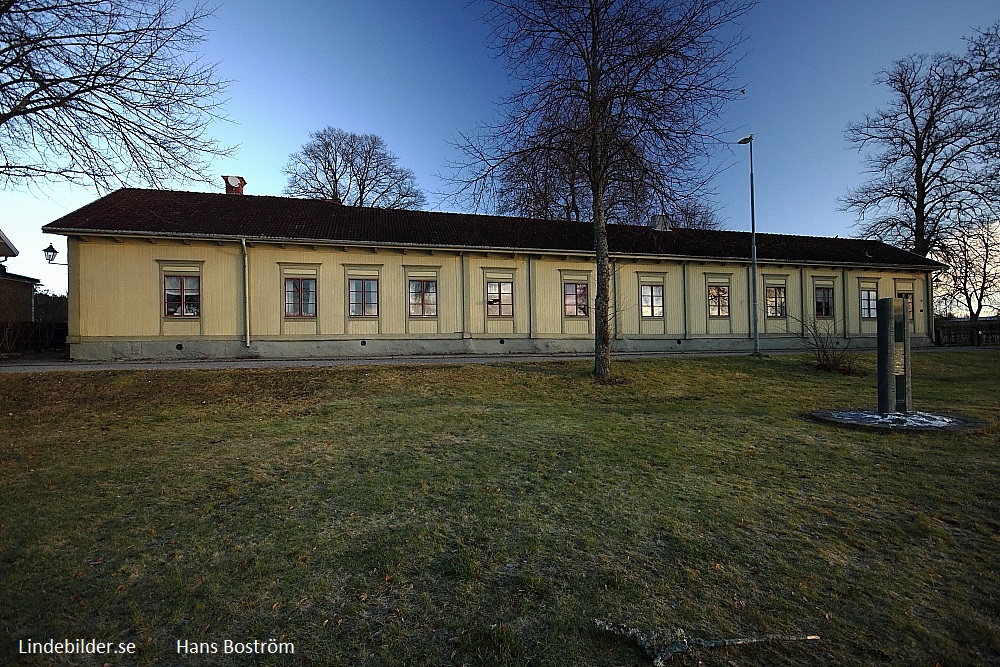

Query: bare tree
[842,49,1000,257]
[495,136,588,222]
[284,127,426,209]
[491,106,657,226]
[670,199,725,229]
[934,216,1000,341]
[966,23,1000,115]
[493,114,723,229]
[454,0,751,381]
[0,0,230,191]
[494,143,657,226]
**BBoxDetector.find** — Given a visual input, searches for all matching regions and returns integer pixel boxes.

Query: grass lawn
[1,351,998,666]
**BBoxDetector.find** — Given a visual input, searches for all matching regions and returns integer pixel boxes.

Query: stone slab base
[812,409,988,433]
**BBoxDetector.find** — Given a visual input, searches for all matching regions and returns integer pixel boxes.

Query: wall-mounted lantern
[43,243,68,265]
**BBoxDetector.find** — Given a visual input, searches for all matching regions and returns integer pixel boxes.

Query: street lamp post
[738,134,760,355]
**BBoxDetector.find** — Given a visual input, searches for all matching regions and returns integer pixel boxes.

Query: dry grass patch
[1,351,998,666]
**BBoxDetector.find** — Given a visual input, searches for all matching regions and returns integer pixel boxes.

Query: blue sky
[3,0,998,295]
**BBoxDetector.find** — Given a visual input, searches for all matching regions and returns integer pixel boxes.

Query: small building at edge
[1,228,41,324]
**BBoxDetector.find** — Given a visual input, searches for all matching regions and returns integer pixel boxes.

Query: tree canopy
[283,127,426,209]
[934,217,1000,325]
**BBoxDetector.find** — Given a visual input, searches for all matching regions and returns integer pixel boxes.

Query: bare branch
[0,0,232,192]
[933,216,1000,323]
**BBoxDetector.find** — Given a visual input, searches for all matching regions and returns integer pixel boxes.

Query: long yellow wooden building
[42,188,944,360]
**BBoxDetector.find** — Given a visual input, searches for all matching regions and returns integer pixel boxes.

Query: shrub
[797,316,859,374]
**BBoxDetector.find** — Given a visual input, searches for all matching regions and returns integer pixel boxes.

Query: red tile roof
[42,188,944,269]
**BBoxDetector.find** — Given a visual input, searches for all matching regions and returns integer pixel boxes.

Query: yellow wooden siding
[804,271,841,335]
[527,257,597,336]
[240,245,464,339]
[761,270,797,335]
[66,238,81,340]
[70,236,933,344]
[73,237,242,338]
[612,262,683,337]
[467,255,528,335]
[681,264,749,336]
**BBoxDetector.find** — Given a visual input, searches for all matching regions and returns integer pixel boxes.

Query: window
[640,284,664,318]
[164,275,200,317]
[349,278,379,317]
[815,286,834,318]
[486,281,513,317]
[860,286,878,319]
[281,265,319,320]
[708,284,729,318]
[284,277,316,318]
[564,282,589,317]
[765,285,787,318]
[896,291,914,321]
[409,280,437,317]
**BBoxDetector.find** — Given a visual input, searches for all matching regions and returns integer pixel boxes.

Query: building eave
[44,228,945,272]
[0,227,18,257]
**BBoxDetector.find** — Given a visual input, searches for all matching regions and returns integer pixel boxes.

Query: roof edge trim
[41,228,946,270]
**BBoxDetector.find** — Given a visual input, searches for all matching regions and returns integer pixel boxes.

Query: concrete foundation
[67,334,935,362]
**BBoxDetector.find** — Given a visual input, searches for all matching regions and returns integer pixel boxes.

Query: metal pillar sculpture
[877,298,911,415]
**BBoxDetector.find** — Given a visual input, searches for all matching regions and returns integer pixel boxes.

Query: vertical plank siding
[65,236,934,357]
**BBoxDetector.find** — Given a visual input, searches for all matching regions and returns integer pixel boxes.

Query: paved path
[0,350,754,373]
[0,346,992,374]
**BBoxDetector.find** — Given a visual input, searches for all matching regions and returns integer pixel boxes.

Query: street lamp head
[737,134,754,144]
[43,243,58,263]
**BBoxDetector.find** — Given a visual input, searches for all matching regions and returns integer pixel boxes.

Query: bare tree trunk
[593,187,612,382]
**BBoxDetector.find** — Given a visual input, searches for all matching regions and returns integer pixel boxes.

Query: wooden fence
[0,321,68,354]
[934,318,1000,346]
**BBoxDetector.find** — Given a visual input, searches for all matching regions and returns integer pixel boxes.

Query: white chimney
[222,175,247,194]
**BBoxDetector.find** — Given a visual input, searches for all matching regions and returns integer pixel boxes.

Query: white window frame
[860,281,879,319]
[485,277,514,318]
[345,266,382,319]
[159,262,203,319]
[639,282,664,318]
[707,278,731,319]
